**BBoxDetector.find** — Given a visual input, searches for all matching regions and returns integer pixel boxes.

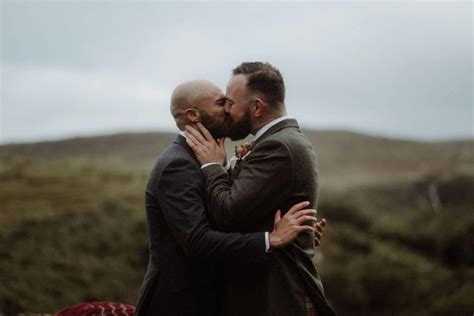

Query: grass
[0,158,146,228]
[0,153,473,314]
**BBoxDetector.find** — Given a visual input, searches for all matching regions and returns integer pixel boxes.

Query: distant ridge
[1,130,472,178]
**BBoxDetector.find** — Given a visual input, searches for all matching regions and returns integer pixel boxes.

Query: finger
[185,132,201,147]
[185,135,198,148]
[292,209,317,219]
[315,223,325,233]
[313,230,322,240]
[185,124,199,135]
[186,125,207,144]
[273,209,281,223]
[197,122,215,142]
[287,201,310,215]
[296,215,317,225]
[185,125,207,144]
[298,226,315,234]
[314,238,320,246]
[319,218,327,227]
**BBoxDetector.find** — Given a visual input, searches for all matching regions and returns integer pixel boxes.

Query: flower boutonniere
[230,142,252,168]
[235,142,252,160]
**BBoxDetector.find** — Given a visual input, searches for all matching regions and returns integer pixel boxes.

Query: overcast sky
[1,1,472,144]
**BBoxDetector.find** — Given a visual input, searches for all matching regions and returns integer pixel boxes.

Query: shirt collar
[178,130,186,139]
[254,115,291,141]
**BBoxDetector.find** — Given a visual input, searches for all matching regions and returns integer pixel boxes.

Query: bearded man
[136,79,325,316]
[186,63,336,316]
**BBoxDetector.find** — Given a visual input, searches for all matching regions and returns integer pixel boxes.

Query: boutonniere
[235,142,252,159]
[230,142,252,167]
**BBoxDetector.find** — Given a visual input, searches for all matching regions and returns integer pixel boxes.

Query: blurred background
[1,1,473,315]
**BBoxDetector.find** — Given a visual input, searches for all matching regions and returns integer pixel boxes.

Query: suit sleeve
[202,139,294,231]
[156,157,266,261]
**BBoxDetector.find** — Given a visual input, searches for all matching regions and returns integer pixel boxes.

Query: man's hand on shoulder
[269,201,325,249]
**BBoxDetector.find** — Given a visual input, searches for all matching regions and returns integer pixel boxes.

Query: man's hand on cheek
[185,123,227,166]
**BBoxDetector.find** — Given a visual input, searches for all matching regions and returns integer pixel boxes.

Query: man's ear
[253,98,266,118]
[185,108,200,123]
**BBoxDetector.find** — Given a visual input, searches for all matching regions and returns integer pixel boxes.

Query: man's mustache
[223,114,234,123]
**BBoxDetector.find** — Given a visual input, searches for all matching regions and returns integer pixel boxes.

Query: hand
[314,218,326,246]
[269,201,317,249]
[185,123,227,165]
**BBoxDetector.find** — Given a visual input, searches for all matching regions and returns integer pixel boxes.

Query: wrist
[269,232,282,249]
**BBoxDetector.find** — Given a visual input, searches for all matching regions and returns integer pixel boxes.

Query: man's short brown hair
[232,62,285,109]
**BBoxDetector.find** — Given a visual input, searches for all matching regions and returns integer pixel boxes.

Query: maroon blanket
[54,301,135,316]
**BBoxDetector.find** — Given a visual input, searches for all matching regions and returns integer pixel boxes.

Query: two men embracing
[136,62,336,316]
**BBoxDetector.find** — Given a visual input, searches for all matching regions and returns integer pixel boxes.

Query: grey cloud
[1,1,472,143]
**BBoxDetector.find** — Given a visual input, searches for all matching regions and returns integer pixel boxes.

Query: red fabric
[306,296,318,316]
[54,301,135,316]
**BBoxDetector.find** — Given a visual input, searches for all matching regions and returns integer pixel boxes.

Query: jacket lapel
[230,119,299,180]
[254,118,300,146]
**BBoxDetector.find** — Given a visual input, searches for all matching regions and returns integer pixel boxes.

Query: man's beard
[199,110,228,139]
[225,108,252,141]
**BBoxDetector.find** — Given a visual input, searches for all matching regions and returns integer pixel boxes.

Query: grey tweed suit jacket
[202,119,336,316]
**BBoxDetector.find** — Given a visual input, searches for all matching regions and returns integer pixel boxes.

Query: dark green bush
[318,200,372,230]
[0,203,147,314]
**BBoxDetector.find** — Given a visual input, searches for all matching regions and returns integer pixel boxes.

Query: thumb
[274,209,281,223]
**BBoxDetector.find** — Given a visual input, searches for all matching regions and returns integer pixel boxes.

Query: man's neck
[251,111,285,134]
[253,114,291,140]
[252,116,276,133]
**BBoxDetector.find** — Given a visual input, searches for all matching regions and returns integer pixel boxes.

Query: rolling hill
[0,130,473,315]
[2,130,472,187]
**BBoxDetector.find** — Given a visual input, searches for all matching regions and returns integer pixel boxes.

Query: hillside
[0,130,473,315]
[2,130,472,187]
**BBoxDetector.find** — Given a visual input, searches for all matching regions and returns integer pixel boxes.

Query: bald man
[135,80,321,316]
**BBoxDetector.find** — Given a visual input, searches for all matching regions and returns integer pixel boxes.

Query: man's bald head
[170,80,223,130]
[169,80,228,137]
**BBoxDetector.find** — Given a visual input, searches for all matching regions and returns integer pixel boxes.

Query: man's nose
[224,101,231,113]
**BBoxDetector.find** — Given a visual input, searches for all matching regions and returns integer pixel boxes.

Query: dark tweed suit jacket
[135,135,267,316]
[202,119,336,316]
